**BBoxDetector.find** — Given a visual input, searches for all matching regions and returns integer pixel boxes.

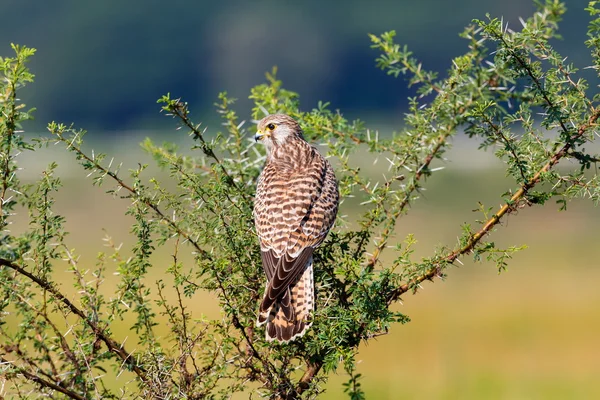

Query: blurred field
[13,135,600,399]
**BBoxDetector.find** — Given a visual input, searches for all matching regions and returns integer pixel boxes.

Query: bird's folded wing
[260,247,314,312]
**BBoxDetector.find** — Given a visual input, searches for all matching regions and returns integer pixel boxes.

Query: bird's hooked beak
[254,129,270,142]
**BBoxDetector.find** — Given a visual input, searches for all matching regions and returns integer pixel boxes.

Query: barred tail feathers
[257,261,314,342]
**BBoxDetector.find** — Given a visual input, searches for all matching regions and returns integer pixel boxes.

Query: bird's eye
[267,123,276,130]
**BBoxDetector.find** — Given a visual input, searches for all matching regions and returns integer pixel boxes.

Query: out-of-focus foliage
[1,1,600,399]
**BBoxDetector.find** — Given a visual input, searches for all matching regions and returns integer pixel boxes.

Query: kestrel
[253,114,339,342]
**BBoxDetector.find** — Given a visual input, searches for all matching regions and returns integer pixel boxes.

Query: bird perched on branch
[253,114,339,342]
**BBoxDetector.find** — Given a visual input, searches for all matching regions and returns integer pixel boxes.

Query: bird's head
[254,114,303,148]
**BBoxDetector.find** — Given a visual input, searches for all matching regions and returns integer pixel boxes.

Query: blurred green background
[0,0,594,131]
[4,0,600,398]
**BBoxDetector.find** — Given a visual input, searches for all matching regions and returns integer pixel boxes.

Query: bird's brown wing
[259,247,314,320]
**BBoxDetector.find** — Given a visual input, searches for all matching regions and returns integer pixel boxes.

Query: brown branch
[352,154,413,261]
[0,355,85,400]
[388,106,600,302]
[296,362,322,395]
[215,269,276,386]
[322,126,363,146]
[2,344,60,390]
[0,257,149,384]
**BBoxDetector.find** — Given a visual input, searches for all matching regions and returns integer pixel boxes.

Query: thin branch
[0,356,85,400]
[164,99,251,203]
[0,257,149,384]
[2,344,60,389]
[365,133,448,269]
[481,113,529,183]
[388,106,600,302]
[533,37,593,110]
[495,31,570,135]
[11,290,80,382]
[52,128,212,261]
